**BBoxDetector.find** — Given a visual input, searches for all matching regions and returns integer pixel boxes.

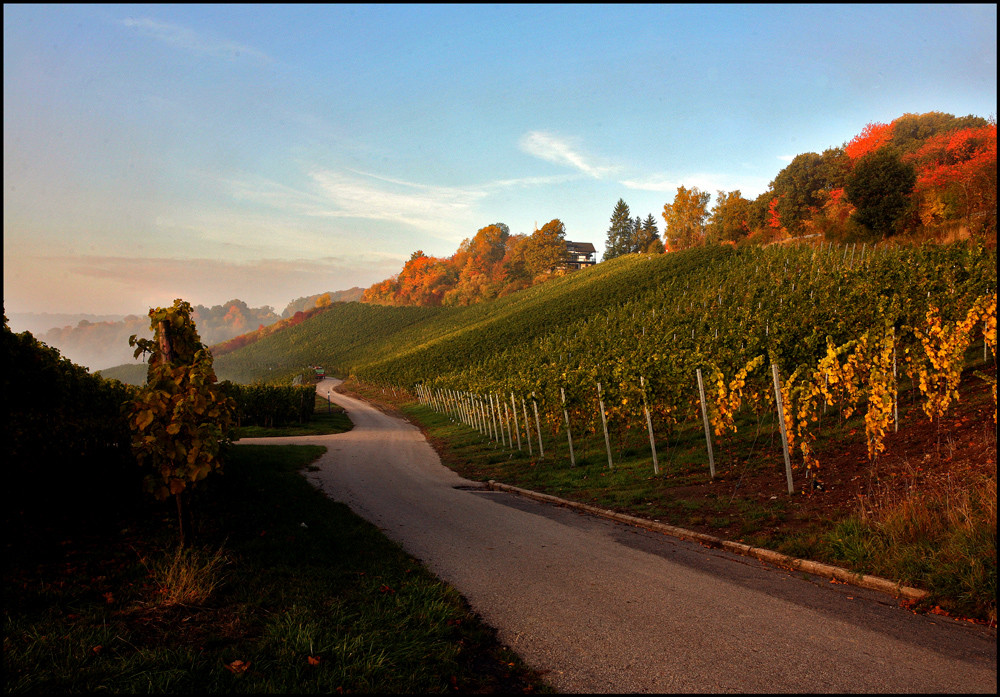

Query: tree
[522,219,568,275]
[128,299,234,546]
[844,148,917,238]
[706,190,752,244]
[637,214,663,253]
[315,293,333,308]
[904,123,997,237]
[662,186,710,250]
[768,150,849,235]
[889,112,989,156]
[845,121,895,160]
[603,199,634,260]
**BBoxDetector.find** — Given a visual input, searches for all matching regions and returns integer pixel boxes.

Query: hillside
[209,248,720,385]
[280,287,365,317]
[208,240,993,393]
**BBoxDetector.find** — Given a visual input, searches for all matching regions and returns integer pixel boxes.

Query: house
[564,241,597,270]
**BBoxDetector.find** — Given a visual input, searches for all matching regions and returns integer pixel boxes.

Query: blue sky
[4,4,996,315]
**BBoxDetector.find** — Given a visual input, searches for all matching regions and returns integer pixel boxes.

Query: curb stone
[485,479,929,602]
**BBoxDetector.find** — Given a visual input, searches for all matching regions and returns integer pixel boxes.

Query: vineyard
[204,240,997,495]
[394,242,995,491]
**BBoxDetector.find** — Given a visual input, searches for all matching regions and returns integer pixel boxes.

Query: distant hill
[5,312,130,338]
[26,300,281,371]
[281,288,364,317]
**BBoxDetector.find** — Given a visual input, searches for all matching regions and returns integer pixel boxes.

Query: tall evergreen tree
[636,214,662,253]
[603,199,633,260]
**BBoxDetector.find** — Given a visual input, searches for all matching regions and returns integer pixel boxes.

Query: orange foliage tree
[363,220,569,308]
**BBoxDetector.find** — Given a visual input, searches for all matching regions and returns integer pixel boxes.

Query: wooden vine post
[640,376,659,475]
[521,398,533,457]
[771,363,795,495]
[597,382,614,470]
[532,393,545,458]
[695,368,716,478]
[510,392,522,451]
[561,387,576,467]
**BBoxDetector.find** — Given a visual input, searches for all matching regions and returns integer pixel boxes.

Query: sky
[4,4,997,317]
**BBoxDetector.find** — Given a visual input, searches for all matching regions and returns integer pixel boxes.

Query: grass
[4,439,552,693]
[827,469,997,620]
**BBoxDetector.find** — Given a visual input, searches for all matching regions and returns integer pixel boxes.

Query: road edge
[485,479,930,602]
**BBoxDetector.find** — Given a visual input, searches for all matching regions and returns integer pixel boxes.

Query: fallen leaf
[225,659,250,674]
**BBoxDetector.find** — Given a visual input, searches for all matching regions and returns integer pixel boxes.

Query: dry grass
[143,544,231,606]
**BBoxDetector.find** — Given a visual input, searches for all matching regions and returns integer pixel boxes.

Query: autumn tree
[845,121,895,160]
[767,149,849,236]
[662,186,710,250]
[446,223,512,305]
[844,147,917,238]
[904,123,997,237]
[603,199,635,260]
[706,190,752,244]
[390,250,455,306]
[128,299,234,546]
[888,112,989,156]
[523,219,569,274]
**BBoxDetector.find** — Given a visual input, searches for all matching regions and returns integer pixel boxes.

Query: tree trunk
[175,492,186,548]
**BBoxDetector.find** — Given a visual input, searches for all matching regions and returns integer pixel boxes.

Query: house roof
[566,241,596,254]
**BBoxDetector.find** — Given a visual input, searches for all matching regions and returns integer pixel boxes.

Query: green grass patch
[3,443,551,693]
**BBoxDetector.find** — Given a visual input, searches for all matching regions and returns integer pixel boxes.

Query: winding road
[241,378,996,693]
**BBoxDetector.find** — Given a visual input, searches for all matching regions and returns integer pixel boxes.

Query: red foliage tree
[845,121,895,160]
[904,124,997,235]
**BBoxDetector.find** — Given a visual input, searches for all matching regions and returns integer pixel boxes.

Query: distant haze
[4,290,363,371]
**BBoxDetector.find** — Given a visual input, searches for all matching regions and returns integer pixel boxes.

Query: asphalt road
[241,378,996,693]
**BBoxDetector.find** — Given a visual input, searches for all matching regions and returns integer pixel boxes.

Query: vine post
[521,398,533,457]
[510,392,522,451]
[561,387,576,467]
[597,382,613,470]
[640,376,660,475]
[696,368,716,478]
[771,362,795,495]
[532,393,545,458]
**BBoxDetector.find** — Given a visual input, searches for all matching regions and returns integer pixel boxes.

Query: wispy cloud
[777,154,796,163]
[622,172,771,200]
[307,169,487,236]
[226,167,579,243]
[119,17,271,63]
[519,131,619,179]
